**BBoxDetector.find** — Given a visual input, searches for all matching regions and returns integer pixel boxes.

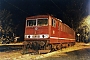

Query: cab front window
[27,20,36,26]
[37,19,48,26]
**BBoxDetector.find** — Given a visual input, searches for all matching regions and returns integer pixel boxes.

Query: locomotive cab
[24,15,51,51]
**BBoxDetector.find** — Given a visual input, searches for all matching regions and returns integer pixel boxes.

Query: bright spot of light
[79,15,90,42]
[82,15,90,28]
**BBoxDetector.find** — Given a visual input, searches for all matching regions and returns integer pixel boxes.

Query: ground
[0,43,90,60]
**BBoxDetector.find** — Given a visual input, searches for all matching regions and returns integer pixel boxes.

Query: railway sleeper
[38,50,51,54]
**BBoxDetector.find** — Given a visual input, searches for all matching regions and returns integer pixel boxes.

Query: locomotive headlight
[28,35,30,38]
[42,35,44,38]
[42,34,49,38]
[25,35,27,38]
[45,34,49,38]
[25,35,31,38]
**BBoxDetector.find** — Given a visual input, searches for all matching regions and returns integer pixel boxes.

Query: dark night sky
[0,0,90,37]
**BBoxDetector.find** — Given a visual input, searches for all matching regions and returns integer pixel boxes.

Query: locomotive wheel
[56,44,61,50]
[69,43,72,47]
[45,44,51,50]
[51,44,57,51]
[66,43,68,48]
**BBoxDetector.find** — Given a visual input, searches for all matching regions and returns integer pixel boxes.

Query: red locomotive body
[24,15,75,51]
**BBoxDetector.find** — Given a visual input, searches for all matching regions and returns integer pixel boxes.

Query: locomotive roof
[26,15,49,19]
[26,15,62,22]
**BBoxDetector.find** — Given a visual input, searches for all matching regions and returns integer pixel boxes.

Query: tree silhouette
[76,15,90,43]
[0,9,14,43]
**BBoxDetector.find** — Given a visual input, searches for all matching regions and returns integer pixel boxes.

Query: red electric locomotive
[24,15,75,53]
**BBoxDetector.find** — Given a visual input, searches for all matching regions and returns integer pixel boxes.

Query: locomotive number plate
[32,35,39,38]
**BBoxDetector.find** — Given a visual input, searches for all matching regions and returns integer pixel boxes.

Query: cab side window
[52,19,56,27]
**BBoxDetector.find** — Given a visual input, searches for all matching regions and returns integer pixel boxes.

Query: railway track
[0,43,23,52]
[0,43,23,46]
[0,43,50,54]
[0,42,78,54]
[0,43,24,49]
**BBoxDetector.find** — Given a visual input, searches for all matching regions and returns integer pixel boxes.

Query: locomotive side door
[58,22,60,41]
